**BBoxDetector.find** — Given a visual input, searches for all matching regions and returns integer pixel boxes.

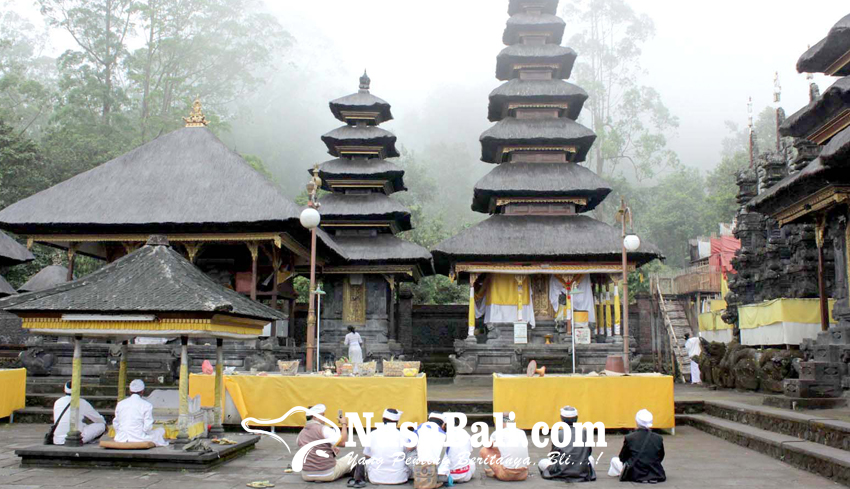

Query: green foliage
[0,117,48,209]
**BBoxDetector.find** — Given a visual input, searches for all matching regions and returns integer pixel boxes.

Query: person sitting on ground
[296,404,358,484]
[684,333,702,384]
[608,409,666,483]
[538,406,596,482]
[437,414,477,484]
[410,412,447,489]
[479,412,529,481]
[363,408,414,484]
[112,379,168,446]
[52,380,106,445]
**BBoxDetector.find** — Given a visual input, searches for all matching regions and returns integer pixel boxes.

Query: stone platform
[15,434,260,472]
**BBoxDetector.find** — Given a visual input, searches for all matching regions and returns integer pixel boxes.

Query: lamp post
[618,197,641,372]
[301,166,322,373]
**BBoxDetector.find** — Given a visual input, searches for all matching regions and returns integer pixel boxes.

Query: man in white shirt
[684,333,702,384]
[52,381,106,445]
[479,412,529,481]
[412,412,447,489]
[438,420,476,484]
[363,408,413,484]
[112,379,168,446]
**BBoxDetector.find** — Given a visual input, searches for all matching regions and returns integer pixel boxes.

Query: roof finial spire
[359,70,371,91]
[184,96,209,127]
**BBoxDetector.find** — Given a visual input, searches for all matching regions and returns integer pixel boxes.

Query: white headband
[129,379,145,393]
[636,409,653,428]
[64,382,72,394]
[307,404,326,416]
[561,406,578,418]
[383,409,402,422]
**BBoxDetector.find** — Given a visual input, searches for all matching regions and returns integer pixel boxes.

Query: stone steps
[12,407,115,424]
[678,413,850,486]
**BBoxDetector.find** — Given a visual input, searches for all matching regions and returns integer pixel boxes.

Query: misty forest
[0,0,782,303]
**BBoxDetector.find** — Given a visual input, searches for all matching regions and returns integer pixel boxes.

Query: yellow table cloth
[107,421,205,440]
[0,368,26,419]
[190,373,428,427]
[739,298,836,329]
[493,373,674,430]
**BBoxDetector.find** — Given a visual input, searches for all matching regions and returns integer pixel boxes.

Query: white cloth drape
[569,275,596,324]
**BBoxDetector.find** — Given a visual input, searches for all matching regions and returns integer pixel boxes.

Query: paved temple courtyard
[0,423,841,488]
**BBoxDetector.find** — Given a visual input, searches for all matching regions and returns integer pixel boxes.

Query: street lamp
[617,197,640,372]
[301,165,322,373]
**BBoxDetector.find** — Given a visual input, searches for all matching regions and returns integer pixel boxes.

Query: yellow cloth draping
[739,298,836,330]
[614,285,621,325]
[190,374,428,427]
[710,300,727,312]
[485,275,530,306]
[698,311,731,332]
[721,275,729,299]
[493,374,675,430]
[604,291,612,331]
[0,368,26,419]
[107,421,205,440]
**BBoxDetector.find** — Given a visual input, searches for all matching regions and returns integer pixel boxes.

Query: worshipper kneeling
[437,414,476,484]
[538,406,596,483]
[52,381,106,445]
[362,408,414,485]
[479,412,529,481]
[296,404,359,484]
[113,379,168,447]
[411,412,447,489]
[608,409,666,483]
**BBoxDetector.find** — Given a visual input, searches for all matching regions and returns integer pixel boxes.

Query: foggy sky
[10,0,850,181]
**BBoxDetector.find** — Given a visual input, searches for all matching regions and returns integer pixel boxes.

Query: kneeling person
[479,412,529,481]
[538,406,596,482]
[608,409,666,483]
[52,381,106,445]
[296,404,357,483]
[364,408,414,484]
[113,379,168,446]
[438,416,476,484]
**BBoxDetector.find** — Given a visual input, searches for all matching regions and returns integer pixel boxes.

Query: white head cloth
[636,409,653,428]
[64,382,72,394]
[561,406,578,418]
[428,412,445,423]
[383,409,402,422]
[129,379,145,393]
[307,404,326,416]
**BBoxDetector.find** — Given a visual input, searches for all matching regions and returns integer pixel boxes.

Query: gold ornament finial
[184,97,209,127]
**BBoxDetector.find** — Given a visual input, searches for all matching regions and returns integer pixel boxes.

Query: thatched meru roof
[747,158,843,217]
[18,265,69,293]
[314,158,406,193]
[330,92,393,125]
[508,0,559,16]
[1,238,285,322]
[821,126,850,166]
[0,275,16,298]
[321,126,400,158]
[471,163,612,213]
[318,193,412,231]
[503,13,565,45]
[0,128,302,235]
[431,214,663,275]
[797,14,850,76]
[488,79,588,122]
[0,231,34,267]
[331,234,433,273]
[781,77,850,139]
[496,44,577,81]
[480,117,596,163]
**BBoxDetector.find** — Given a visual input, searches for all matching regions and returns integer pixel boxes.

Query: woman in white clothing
[344,325,363,364]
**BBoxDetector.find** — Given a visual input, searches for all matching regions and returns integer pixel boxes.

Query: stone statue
[19,348,56,376]
[448,348,478,375]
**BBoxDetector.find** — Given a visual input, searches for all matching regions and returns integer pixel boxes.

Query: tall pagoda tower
[312,72,432,364]
[433,0,661,375]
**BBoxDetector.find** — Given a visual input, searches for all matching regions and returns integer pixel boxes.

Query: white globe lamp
[300,207,321,229]
[624,234,641,252]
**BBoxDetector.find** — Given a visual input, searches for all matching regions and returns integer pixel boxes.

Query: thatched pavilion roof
[488,79,588,121]
[18,265,69,293]
[471,162,612,213]
[797,14,850,76]
[431,214,663,275]
[329,92,393,125]
[496,44,577,81]
[318,193,412,231]
[480,117,596,163]
[746,158,844,220]
[1,238,285,322]
[0,275,16,298]
[503,13,565,45]
[0,128,302,235]
[508,0,559,16]
[321,126,400,158]
[314,158,406,194]
[820,125,850,165]
[0,231,34,267]
[781,76,850,140]
[331,234,433,275]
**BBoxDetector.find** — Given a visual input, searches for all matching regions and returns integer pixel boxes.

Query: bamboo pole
[65,336,84,447]
[210,338,224,435]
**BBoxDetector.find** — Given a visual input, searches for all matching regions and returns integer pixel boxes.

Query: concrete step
[12,407,115,424]
[26,393,120,410]
[678,413,850,486]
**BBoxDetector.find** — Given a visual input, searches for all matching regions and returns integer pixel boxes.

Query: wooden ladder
[655,281,687,383]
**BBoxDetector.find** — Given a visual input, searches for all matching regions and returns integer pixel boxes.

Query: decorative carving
[531,275,554,320]
[343,276,366,324]
[183,97,209,127]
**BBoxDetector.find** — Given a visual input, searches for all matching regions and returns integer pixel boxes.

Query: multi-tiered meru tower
[433,0,661,375]
[313,72,432,365]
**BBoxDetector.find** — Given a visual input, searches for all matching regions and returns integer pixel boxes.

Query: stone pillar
[66,245,77,282]
[174,336,190,446]
[117,341,128,402]
[210,338,224,435]
[64,335,84,447]
[398,284,414,349]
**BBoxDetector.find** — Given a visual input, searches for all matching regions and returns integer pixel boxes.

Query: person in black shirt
[608,409,666,483]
